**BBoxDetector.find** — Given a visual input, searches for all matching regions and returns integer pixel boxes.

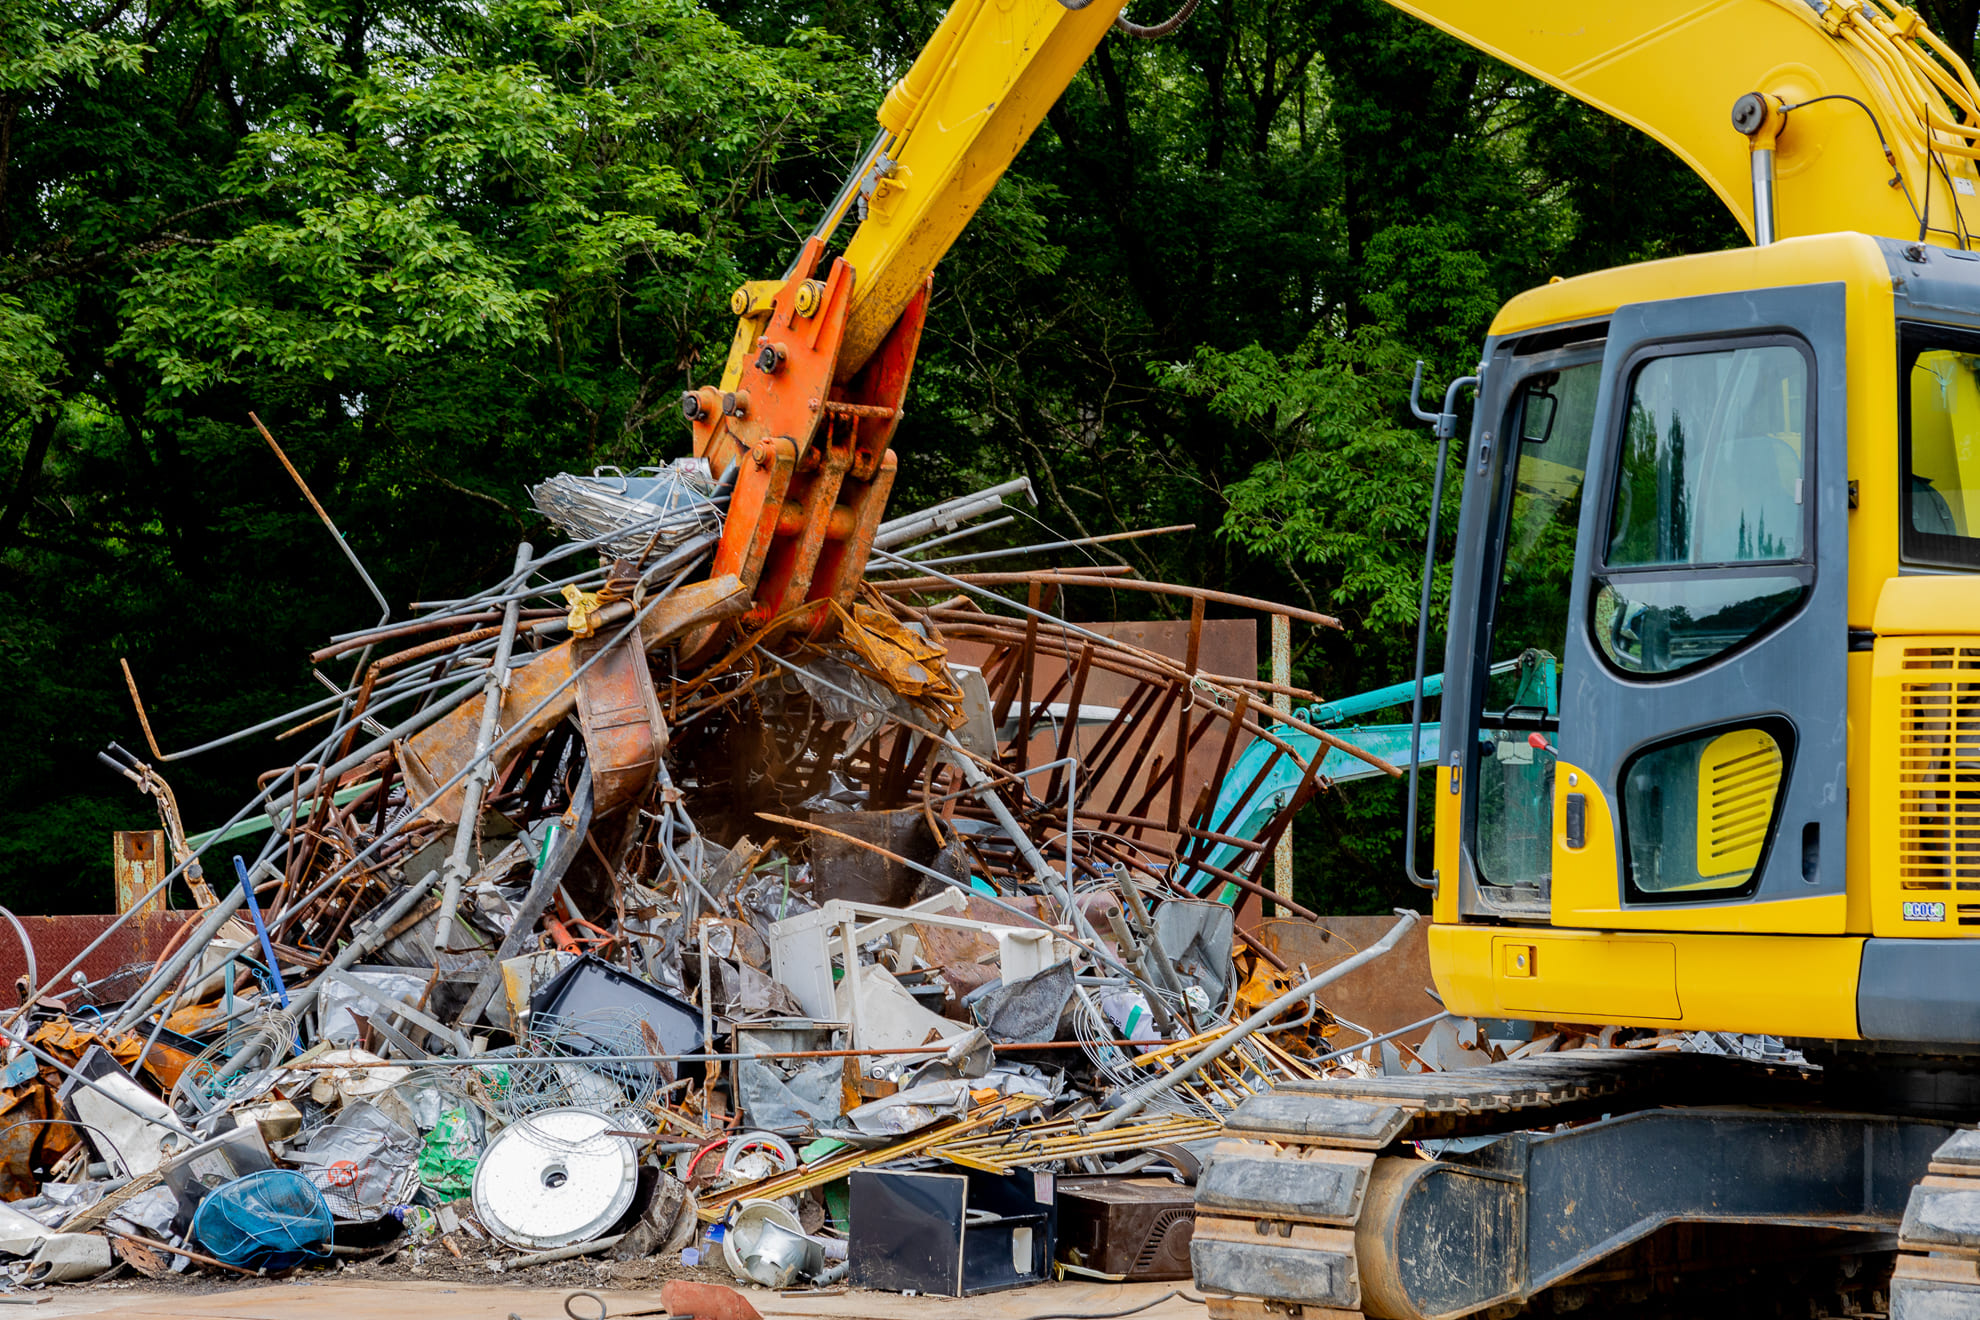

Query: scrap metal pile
[0,466,1435,1296]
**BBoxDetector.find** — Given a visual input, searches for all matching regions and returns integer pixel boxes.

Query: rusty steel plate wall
[0,912,198,1002]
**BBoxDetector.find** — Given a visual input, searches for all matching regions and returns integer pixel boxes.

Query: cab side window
[1904,337,1980,569]
[1473,361,1599,891]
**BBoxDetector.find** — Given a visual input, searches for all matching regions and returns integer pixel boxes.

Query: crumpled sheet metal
[711,960,804,1020]
[23,1231,112,1283]
[1154,899,1236,1008]
[830,600,964,720]
[291,1101,420,1221]
[836,1077,976,1138]
[0,1200,54,1256]
[31,1020,192,1094]
[735,1054,840,1134]
[0,1081,72,1203]
[967,960,1075,1045]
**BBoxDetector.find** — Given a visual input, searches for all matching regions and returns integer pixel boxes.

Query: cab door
[1553,284,1848,929]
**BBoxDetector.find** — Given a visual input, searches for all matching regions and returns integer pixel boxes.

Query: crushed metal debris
[0,457,1675,1302]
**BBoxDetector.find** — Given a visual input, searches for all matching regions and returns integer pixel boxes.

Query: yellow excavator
[682,0,1980,1313]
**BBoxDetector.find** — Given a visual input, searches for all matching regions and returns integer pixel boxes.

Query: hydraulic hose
[1115,0,1200,39]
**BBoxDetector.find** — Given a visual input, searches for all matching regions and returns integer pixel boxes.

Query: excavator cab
[1187,236,1980,1320]
[1427,237,1883,1032]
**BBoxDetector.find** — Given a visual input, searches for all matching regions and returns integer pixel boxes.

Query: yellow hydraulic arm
[719,0,1129,389]
[1389,0,1980,248]
[681,0,1127,650]
[791,0,1980,359]
[686,0,1980,653]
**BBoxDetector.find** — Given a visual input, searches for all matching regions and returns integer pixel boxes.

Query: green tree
[0,0,866,910]
[0,0,1748,919]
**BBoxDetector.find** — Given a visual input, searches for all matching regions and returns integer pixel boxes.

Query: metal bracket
[1409,361,1474,441]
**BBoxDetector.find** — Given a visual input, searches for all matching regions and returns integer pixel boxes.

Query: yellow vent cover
[1696,728,1784,882]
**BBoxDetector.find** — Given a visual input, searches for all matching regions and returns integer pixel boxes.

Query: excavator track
[1892,1129,1980,1316]
[1190,1050,1956,1320]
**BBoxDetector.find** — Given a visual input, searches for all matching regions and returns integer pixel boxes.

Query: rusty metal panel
[1256,915,1438,1041]
[573,631,667,818]
[807,807,935,907]
[947,619,1257,856]
[0,912,196,1006]
[112,830,168,916]
[401,574,748,823]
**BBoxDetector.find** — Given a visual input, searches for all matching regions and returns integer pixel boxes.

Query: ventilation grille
[1897,646,1980,890]
[1699,733,1783,879]
[1132,1209,1194,1274]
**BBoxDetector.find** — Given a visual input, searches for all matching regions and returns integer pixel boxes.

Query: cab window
[1903,330,1980,569]
[1593,340,1814,678]
[1474,359,1600,890]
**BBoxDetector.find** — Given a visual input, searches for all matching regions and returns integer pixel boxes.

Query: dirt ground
[8,1275,1208,1320]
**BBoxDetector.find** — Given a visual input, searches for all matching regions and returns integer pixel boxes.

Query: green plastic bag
[415,1106,481,1196]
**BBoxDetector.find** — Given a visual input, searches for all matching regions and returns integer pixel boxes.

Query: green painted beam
[187,780,382,850]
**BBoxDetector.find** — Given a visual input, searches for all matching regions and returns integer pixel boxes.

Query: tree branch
[0,411,59,548]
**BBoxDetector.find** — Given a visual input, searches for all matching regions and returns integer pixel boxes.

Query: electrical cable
[683,1136,731,1180]
[559,1290,668,1320]
[1776,93,1925,233]
[1927,134,1973,248]
[1014,1289,1206,1319]
[1922,104,1934,243]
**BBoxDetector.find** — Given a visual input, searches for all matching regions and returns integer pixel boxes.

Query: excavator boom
[818,0,1980,359]
[1389,0,1980,246]
[685,0,1980,650]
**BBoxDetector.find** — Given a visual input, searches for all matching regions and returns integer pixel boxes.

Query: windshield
[1607,344,1807,568]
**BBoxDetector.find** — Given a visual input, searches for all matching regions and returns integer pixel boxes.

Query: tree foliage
[0,0,869,908]
[0,0,1773,914]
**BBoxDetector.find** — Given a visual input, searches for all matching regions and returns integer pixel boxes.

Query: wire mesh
[171,1008,295,1120]
[456,1007,660,1150]
[1072,988,1197,1116]
[86,960,158,1008]
[529,465,721,560]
